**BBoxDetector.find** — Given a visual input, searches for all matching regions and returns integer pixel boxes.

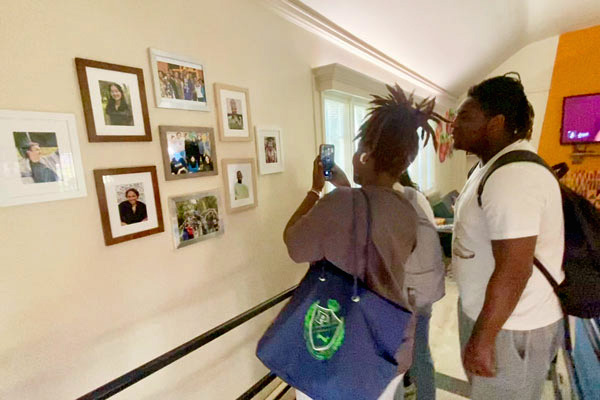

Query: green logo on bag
[303,299,345,360]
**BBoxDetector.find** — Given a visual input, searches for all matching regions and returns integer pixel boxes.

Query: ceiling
[298,0,600,97]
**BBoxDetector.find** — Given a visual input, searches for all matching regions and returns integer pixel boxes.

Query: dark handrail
[236,372,277,400]
[78,286,297,400]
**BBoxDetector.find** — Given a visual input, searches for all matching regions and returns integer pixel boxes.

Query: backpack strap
[467,162,479,179]
[476,150,555,207]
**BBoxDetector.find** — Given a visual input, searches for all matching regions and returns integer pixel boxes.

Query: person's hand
[312,155,325,192]
[330,164,351,188]
[463,332,496,377]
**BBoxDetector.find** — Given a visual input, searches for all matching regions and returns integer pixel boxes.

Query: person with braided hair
[452,73,564,400]
[284,84,446,400]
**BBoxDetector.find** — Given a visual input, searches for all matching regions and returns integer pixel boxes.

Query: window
[323,91,370,185]
[322,90,436,192]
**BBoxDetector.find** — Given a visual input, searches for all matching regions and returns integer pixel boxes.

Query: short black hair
[467,72,534,140]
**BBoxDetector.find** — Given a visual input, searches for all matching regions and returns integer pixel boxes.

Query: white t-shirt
[394,184,436,224]
[452,140,564,330]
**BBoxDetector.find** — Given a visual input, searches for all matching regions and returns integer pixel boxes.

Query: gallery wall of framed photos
[0,1,427,399]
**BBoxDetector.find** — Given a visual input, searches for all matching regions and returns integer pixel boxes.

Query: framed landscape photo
[75,58,151,142]
[214,83,252,141]
[222,158,258,213]
[149,48,209,111]
[94,166,164,246]
[169,190,224,249]
[158,126,218,181]
[255,127,284,175]
[0,110,87,207]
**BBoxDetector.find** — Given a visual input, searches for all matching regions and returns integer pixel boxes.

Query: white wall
[0,1,448,399]
[484,35,559,150]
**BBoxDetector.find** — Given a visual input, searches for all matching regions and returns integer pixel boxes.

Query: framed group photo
[94,166,164,246]
[149,48,209,111]
[222,158,258,213]
[75,58,152,142]
[255,127,284,174]
[214,83,252,141]
[0,110,86,207]
[158,126,218,181]
[169,190,224,249]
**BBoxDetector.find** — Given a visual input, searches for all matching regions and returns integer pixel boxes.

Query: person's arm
[283,156,350,241]
[462,236,536,377]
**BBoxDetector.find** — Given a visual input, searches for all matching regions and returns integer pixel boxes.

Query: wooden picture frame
[214,83,252,142]
[158,125,218,181]
[75,57,152,142]
[255,126,284,175]
[94,166,164,246]
[221,158,258,213]
[0,110,87,206]
[149,48,210,112]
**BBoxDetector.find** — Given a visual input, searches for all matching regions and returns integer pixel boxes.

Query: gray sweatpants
[458,302,563,400]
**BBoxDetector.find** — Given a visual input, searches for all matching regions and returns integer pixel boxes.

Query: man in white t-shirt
[451,73,564,400]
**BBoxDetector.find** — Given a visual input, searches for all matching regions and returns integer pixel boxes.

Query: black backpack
[476,150,600,319]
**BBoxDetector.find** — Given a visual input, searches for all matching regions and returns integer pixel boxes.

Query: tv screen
[561,93,600,144]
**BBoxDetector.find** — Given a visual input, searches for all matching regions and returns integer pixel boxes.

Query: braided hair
[356,83,447,179]
[467,72,534,140]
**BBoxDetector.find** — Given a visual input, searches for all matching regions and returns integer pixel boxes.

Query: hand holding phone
[319,144,335,181]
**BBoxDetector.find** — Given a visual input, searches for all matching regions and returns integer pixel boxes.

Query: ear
[487,114,506,136]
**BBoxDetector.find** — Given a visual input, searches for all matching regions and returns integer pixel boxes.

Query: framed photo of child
[214,83,252,142]
[158,126,218,181]
[255,127,284,174]
[75,58,152,142]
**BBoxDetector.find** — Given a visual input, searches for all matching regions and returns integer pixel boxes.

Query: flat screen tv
[561,93,600,144]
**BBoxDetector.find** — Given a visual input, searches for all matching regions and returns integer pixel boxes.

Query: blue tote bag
[256,189,413,400]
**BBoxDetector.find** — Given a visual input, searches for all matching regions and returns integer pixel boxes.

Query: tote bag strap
[351,188,372,302]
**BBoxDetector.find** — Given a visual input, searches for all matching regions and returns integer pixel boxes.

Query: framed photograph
[255,127,284,174]
[169,190,224,249]
[214,83,252,141]
[75,58,151,142]
[149,48,209,111]
[222,158,258,213]
[158,126,218,181]
[94,166,164,246]
[0,110,86,207]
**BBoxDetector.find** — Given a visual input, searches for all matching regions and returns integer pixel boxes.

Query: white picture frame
[149,48,209,112]
[222,158,258,214]
[255,127,284,175]
[0,110,87,207]
[169,189,225,249]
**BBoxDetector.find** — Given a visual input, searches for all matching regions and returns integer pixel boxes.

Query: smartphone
[319,144,335,181]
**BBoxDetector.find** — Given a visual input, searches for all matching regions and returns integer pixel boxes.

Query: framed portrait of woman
[75,58,152,142]
[158,126,218,181]
[255,127,284,175]
[214,83,252,142]
[94,166,164,246]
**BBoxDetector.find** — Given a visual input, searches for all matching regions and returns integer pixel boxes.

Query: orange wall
[538,25,600,169]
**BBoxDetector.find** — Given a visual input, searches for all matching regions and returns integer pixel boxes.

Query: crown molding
[262,0,457,102]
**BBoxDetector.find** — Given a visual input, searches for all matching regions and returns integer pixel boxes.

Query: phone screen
[320,144,334,180]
